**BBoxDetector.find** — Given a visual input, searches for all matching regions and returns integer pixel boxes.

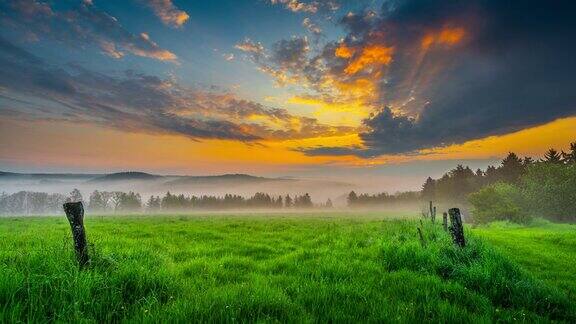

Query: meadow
[0,212,574,322]
[473,220,576,300]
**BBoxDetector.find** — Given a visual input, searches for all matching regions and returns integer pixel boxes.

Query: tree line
[345,140,576,223]
[420,142,575,203]
[0,189,140,215]
[347,190,420,207]
[0,189,325,215]
[0,191,68,215]
[144,192,317,211]
[429,141,576,223]
[467,145,576,223]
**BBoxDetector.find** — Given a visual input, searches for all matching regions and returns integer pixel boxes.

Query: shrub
[468,182,530,224]
[521,163,576,222]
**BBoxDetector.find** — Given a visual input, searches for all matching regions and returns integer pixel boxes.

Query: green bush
[468,182,530,224]
[521,163,576,222]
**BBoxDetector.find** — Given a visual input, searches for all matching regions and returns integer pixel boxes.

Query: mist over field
[0,172,336,203]
[0,170,426,209]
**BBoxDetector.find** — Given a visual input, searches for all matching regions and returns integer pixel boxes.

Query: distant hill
[0,171,98,180]
[165,174,283,186]
[88,172,162,182]
[0,171,353,201]
[0,171,283,184]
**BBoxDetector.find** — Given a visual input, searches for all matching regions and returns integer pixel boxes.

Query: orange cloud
[128,33,178,62]
[333,78,377,100]
[439,27,466,44]
[129,46,177,62]
[344,45,394,75]
[145,0,189,28]
[323,44,394,117]
[335,44,354,58]
[421,27,466,50]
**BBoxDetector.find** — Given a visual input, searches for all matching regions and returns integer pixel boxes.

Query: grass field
[472,220,576,300]
[0,212,574,322]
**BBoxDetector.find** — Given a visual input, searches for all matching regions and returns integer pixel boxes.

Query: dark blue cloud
[303,0,576,156]
[0,0,177,61]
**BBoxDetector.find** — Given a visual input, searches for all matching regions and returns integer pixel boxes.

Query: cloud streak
[0,0,177,62]
[0,37,351,142]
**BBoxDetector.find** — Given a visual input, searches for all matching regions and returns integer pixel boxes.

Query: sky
[0,0,575,188]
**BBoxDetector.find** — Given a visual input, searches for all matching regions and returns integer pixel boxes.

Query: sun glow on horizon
[1,116,574,174]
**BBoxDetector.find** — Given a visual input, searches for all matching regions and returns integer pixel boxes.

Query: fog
[1,174,337,203]
[0,172,428,215]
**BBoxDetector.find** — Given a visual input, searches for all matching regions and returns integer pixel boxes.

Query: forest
[348,141,576,223]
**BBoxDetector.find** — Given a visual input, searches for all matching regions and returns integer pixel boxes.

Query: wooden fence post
[417,227,426,247]
[429,201,437,223]
[63,201,90,267]
[442,212,448,232]
[448,208,466,248]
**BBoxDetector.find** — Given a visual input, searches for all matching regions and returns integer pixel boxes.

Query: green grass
[0,213,574,322]
[473,220,576,300]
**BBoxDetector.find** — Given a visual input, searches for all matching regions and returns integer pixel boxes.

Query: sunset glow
[0,0,574,186]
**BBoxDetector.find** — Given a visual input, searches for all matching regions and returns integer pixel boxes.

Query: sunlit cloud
[0,38,352,143]
[141,0,190,28]
[340,44,394,75]
[288,96,370,126]
[99,40,125,59]
[241,0,576,157]
[420,26,466,50]
[269,0,317,14]
[235,38,265,55]
[235,35,382,117]
[268,0,341,17]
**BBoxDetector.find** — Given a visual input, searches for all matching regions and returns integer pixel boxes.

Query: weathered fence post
[442,212,448,232]
[417,227,426,247]
[63,201,90,267]
[429,201,436,223]
[448,208,466,247]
